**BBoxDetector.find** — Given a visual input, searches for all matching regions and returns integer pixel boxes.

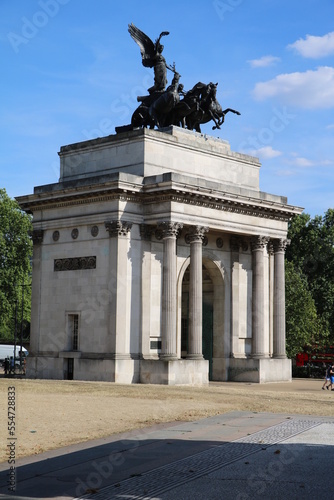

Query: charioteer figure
[115,24,240,133]
[128,23,174,95]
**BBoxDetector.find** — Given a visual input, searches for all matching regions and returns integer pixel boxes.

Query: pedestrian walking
[330,363,334,391]
[4,357,9,375]
[322,363,332,390]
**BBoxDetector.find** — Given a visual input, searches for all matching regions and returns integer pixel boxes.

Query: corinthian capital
[251,235,270,251]
[272,238,290,253]
[186,225,209,244]
[105,220,132,237]
[32,229,44,245]
[157,221,183,239]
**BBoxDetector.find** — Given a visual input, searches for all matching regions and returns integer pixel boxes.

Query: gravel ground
[1,376,332,462]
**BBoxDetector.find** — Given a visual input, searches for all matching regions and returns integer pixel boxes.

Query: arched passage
[177,255,226,381]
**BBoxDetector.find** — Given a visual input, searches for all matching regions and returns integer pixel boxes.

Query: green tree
[285,261,323,358]
[286,209,334,344]
[0,188,32,340]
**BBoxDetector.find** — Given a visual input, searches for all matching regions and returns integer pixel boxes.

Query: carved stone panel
[54,256,96,271]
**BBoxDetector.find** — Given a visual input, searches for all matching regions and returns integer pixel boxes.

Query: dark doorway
[202,299,213,380]
[67,358,74,380]
[181,264,214,380]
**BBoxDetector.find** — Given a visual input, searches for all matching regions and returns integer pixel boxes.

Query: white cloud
[252,66,334,108]
[288,155,334,168]
[248,55,280,68]
[292,157,315,167]
[243,146,282,159]
[288,32,334,58]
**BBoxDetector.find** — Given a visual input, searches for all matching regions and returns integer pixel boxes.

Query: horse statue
[184,82,240,133]
[115,25,241,135]
[171,82,208,128]
[131,72,182,129]
[148,72,181,128]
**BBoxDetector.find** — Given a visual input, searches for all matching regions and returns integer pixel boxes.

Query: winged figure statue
[128,23,170,94]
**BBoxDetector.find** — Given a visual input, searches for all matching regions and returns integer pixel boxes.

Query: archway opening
[181,264,214,380]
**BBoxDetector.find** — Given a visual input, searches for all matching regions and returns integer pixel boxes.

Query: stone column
[230,236,248,357]
[29,229,44,354]
[267,240,275,357]
[159,222,183,361]
[105,220,132,358]
[187,226,209,359]
[139,224,154,358]
[273,238,288,358]
[251,236,269,358]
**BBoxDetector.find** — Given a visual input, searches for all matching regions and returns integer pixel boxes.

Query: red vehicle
[296,345,334,367]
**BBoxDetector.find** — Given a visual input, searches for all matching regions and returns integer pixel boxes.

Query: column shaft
[30,230,44,354]
[187,226,208,359]
[251,236,269,358]
[273,239,288,358]
[159,222,182,360]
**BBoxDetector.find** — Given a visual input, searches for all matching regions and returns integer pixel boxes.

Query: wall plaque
[54,256,96,271]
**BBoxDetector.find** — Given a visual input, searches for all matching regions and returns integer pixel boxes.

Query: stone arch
[176,253,227,380]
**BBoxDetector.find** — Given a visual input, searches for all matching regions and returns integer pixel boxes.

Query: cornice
[17,178,302,222]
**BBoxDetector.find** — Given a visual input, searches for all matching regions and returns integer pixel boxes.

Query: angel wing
[128,23,156,68]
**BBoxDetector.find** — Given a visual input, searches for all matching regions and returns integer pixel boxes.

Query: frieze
[216,237,224,249]
[52,230,60,242]
[22,187,297,223]
[54,256,96,271]
[91,225,99,237]
[144,193,294,221]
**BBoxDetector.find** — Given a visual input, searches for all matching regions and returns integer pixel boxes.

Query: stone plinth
[140,359,209,385]
[58,126,261,190]
[228,357,292,383]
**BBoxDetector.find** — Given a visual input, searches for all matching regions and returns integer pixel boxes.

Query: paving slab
[1,409,334,500]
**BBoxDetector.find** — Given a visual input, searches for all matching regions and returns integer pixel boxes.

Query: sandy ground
[1,376,333,463]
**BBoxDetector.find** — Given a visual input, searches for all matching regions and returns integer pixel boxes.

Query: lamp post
[13,282,31,375]
[19,284,24,372]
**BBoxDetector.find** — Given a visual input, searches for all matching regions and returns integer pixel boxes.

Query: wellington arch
[17,126,303,384]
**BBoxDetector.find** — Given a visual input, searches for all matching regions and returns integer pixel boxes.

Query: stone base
[26,355,140,383]
[227,357,292,383]
[140,359,209,385]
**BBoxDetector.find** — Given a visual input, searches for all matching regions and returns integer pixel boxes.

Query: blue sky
[1,0,333,216]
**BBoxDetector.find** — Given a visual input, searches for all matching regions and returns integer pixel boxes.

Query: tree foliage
[285,261,324,358]
[285,209,334,356]
[0,188,32,340]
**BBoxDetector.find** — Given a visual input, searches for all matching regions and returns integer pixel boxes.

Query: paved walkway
[1,379,334,499]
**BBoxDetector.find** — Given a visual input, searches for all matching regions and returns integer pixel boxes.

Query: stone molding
[105,220,133,237]
[19,185,301,223]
